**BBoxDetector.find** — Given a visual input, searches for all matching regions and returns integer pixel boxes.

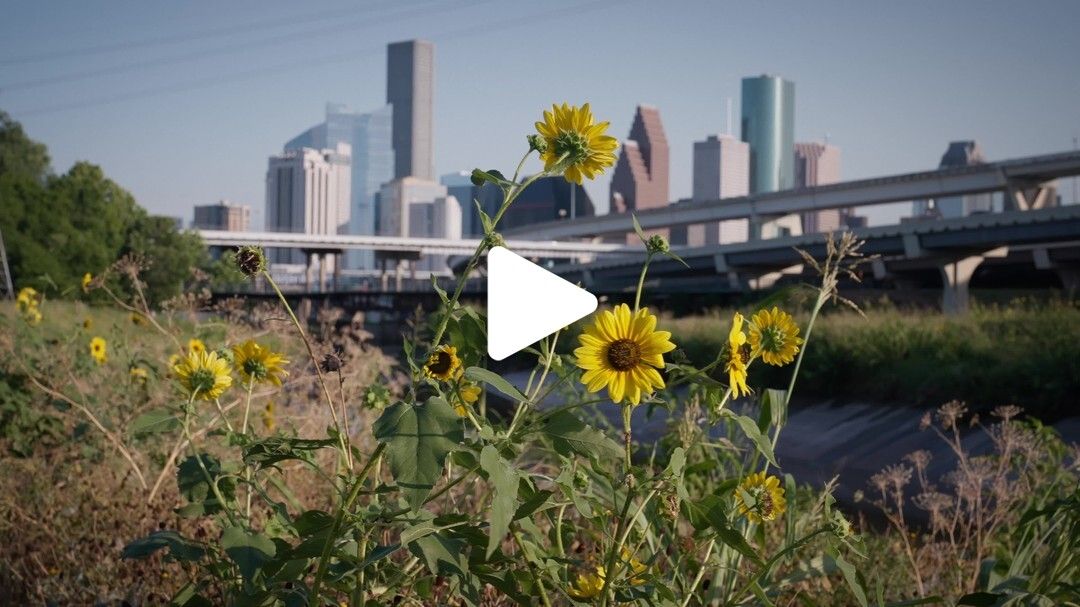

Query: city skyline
[2,1,1079,230]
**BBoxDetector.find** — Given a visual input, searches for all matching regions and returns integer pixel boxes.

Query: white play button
[486,246,598,361]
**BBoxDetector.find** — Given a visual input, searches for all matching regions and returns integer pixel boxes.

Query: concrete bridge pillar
[317,253,328,293]
[304,251,316,292]
[333,253,341,291]
[1006,179,1058,211]
[1034,247,1079,292]
[939,246,1007,314]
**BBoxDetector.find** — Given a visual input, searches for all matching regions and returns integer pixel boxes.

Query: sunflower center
[553,131,590,164]
[760,326,786,353]
[190,369,218,394]
[428,351,453,376]
[606,339,641,371]
[243,359,268,380]
[738,343,752,364]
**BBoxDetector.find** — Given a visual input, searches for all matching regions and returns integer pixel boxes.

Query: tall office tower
[441,171,487,236]
[193,200,251,231]
[387,40,434,180]
[265,143,352,268]
[741,75,800,238]
[286,103,394,269]
[912,141,994,219]
[794,142,843,233]
[610,105,670,214]
[685,134,750,245]
[378,177,460,272]
[477,175,594,231]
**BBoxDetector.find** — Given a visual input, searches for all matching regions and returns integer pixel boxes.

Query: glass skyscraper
[741,75,795,194]
[286,103,394,269]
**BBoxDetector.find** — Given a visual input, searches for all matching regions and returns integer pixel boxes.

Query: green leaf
[464,367,528,403]
[222,526,276,583]
[831,551,867,607]
[956,592,1004,607]
[292,510,334,537]
[631,213,647,245]
[243,437,337,469]
[170,583,214,607]
[373,397,464,510]
[480,445,520,557]
[470,168,511,189]
[409,531,469,577]
[758,389,788,433]
[687,497,762,566]
[723,411,778,467]
[514,486,554,521]
[122,530,205,562]
[538,410,622,461]
[129,408,179,436]
[176,454,235,517]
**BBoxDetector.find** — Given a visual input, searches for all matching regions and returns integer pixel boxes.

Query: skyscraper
[377,177,460,272]
[477,175,594,231]
[741,75,800,238]
[265,143,351,268]
[912,141,994,218]
[286,103,394,269]
[794,142,843,233]
[441,171,487,236]
[741,75,795,194]
[193,200,250,232]
[387,40,434,180]
[610,105,670,214]
[687,134,750,245]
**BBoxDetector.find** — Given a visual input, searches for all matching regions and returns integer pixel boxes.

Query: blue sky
[2,0,1079,228]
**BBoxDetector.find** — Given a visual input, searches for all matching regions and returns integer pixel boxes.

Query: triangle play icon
[487,246,598,361]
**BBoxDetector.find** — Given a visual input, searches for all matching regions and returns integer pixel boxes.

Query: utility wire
[0,0,441,66]
[0,0,474,92]
[9,0,617,118]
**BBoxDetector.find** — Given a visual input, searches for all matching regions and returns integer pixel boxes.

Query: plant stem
[680,538,715,607]
[181,393,238,527]
[261,270,351,470]
[310,441,387,602]
[633,253,654,313]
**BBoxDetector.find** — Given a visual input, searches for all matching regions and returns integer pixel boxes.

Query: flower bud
[235,246,267,277]
[527,134,549,154]
[485,232,506,249]
[646,234,669,255]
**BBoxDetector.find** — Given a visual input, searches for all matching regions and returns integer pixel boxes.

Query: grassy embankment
[666,299,1080,418]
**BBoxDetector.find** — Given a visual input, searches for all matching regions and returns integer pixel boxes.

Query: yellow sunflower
[535,102,618,185]
[748,307,804,367]
[568,565,606,601]
[82,273,93,292]
[187,338,206,355]
[16,287,38,313]
[456,382,482,417]
[173,350,232,401]
[735,472,787,523]
[129,366,149,383]
[262,401,276,432]
[575,304,676,406]
[82,317,93,330]
[232,340,289,386]
[423,345,461,381]
[726,312,751,398]
[24,307,43,326]
[620,548,648,586]
[89,336,107,364]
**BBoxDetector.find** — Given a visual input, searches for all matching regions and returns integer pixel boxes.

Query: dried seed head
[235,246,267,277]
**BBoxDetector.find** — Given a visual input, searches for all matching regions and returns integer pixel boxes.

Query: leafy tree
[0,110,210,304]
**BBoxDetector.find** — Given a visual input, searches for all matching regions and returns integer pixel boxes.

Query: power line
[0,0,431,66]
[9,0,618,118]
[0,0,473,93]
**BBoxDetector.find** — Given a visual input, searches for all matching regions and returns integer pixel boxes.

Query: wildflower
[16,287,39,312]
[89,337,108,364]
[423,345,461,381]
[619,548,648,585]
[24,307,43,326]
[129,366,149,383]
[526,133,548,154]
[173,350,232,401]
[82,273,93,292]
[232,340,289,386]
[748,307,803,366]
[568,565,606,601]
[645,234,669,255]
[130,312,146,326]
[82,317,92,330]
[456,383,481,417]
[187,338,206,355]
[235,245,267,277]
[574,304,676,406]
[725,312,751,398]
[262,401,276,432]
[535,102,618,184]
[735,472,787,523]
